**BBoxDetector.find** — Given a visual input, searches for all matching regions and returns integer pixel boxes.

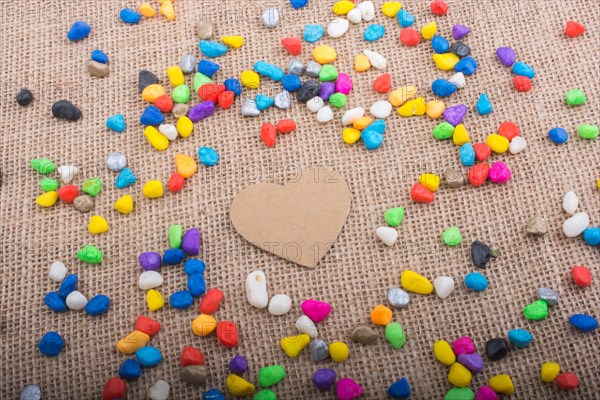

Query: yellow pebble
[486,133,510,153]
[166,65,184,87]
[453,124,471,145]
[432,53,460,71]
[36,191,58,207]
[419,173,440,192]
[389,86,417,106]
[398,97,425,117]
[141,84,165,103]
[352,116,373,130]
[343,128,362,144]
[146,289,164,311]
[597,178,600,189]
[226,374,255,397]
[176,116,193,138]
[489,374,515,395]
[139,3,156,17]
[425,100,445,118]
[192,314,217,336]
[143,180,164,199]
[332,0,355,15]
[433,340,456,365]
[174,154,198,179]
[421,22,437,40]
[221,35,243,48]
[382,2,402,17]
[280,334,310,358]
[354,54,371,72]
[116,330,150,354]
[159,0,175,20]
[448,363,472,387]
[313,45,337,64]
[401,270,433,294]
[144,126,169,151]
[240,70,260,89]
[88,215,108,235]
[114,195,134,214]
[329,341,349,363]
[540,362,560,382]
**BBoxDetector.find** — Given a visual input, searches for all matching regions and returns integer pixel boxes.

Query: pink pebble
[475,385,499,400]
[336,378,364,400]
[452,336,475,355]
[488,161,511,184]
[335,73,353,95]
[301,299,332,323]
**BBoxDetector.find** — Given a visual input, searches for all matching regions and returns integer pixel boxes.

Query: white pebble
[448,72,466,89]
[159,124,178,141]
[370,100,392,119]
[307,96,324,112]
[295,315,318,338]
[376,226,398,246]
[342,107,365,125]
[261,7,279,29]
[509,136,527,154]
[327,18,349,38]
[268,294,292,316]
[148,380,170,400]
[66,291,87,310]
[562,212,589,237]
[57,165,78,183]
[316,106,334,123]
[358,1,375,21]
[562,191,578,214]
[433,276,455,299]
[347,8,362,23]
[246,270,269,308]
[364,50,387,70]
[49,261,67,282]
[139,271,164,290]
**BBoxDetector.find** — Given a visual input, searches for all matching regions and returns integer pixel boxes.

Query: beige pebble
[526,214,548,236]
[444,168,464,188]
[73,195,94,213]
[197,20,214,39]
[180,365,207,386]
[87,60,109,77]
[350,324,378,344]
[172,103,189,118]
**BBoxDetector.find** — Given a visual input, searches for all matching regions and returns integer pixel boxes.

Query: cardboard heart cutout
[230,167,351,268]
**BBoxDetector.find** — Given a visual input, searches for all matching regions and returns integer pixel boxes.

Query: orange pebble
[353,116,374,130]
[174,154,198,178]
[370,304,393,326]
[139,3,157,17]
[142,84,165,103]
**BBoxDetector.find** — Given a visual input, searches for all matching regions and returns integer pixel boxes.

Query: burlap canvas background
[1,0,598,398]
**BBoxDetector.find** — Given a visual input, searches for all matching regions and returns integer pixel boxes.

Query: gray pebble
[287,58,305,76]
[87,60,109,78]
[305,61,322,78]
[274,90,291,109]
[350,324,378,344]
[444,168,464,188]
[526,214,548,236]
[537,287,558,306]
[309,339,329,362]
[20,385,42,400]
[73,195,94,213]
[180,365,208,386]
[197,20,213,40]
[387,287,410,309]
[241,99,260,117]
[172,103,189,118]
[179,55,196,74]
[106,152,127,172]
[261,7,279,29]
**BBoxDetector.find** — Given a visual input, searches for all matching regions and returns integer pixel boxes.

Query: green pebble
[565,89,586,106]
[172,84,191,104]
[40,178,59,192]
[254,389,277,400]
[578,124,599,140]
[77,245,103,264]
[385,322,405,349]
[193,72,212,92]
[258,365,285,388]
[30,158,56,175]
[442,226,462,246]
[82,177,102,197]
[329,93,347,108]
[319,65,338,82]
[168,224,183,248]
[523,299,548,320]
[444,387,475,400]
[433,122,455,140]
[384,207,405,227]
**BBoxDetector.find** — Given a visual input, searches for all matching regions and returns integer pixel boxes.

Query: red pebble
[411,183,434,203]
[373,73,392,93]
[513,76,532,92]
[468,163,490,187]
[180,346,205,367]
[198,83,226,103]
[276,119,297,134]
[154,94,173,113]
[281,37,302,56]
[565,21,586,38]
[555,372,579,390]
[57,185,79,204]
[498,121,521,141]
[218,90,234,109]
[168,172,185,193]
[400,28,421,46]
[199,288,224,314]
[261,122,277,147]
[102,377,126,400]
[571,265,592,288]
[430,0,448,15]
[216,321,239,348]
[473,143,491,161]
[134,315,161,336]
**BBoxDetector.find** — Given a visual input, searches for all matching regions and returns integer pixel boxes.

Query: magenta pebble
[335,73,353,95]
[336,378,363,400]
[489,161,512,184]
[452,336,475,355]
[475,385,499,400]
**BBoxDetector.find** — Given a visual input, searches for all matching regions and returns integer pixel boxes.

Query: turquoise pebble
[304,24,324,43]
[460,143,475,166]
[432,35,450,53]
[583,227,600,246]
[387,377,411,399]
[106,114,126,132]
[508,329,533,348]
[464,272,488,291]
[254,61,285,81]
[361,129,384,150]
[115,167,137,189]
[135,346,163,367]
[91,49,109,64]
[512,61,535,79]
[568,314,598,332]
[119,8,141,24]
[198,147,219,166]
[432,79,457,97]
[169,290,194,309]
[255,94,274,111]
[454,57,478,75]
[140,106,164,125]
[476,94,493,115]
[199,41,228,58]
[397,9,415,27]
[85,294,110,316]
[366,119,386,134]
[38,331,64,356]
[364,24,385,41]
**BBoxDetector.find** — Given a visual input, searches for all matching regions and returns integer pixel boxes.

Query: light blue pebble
[464,272,488,291]
[188,273,206,297]
[198,147,219,166]
[568,314,598,332]
[140,106,164,125]
[366,119,386,134]
[115,167,137,189]
[203,388,226,400]
[197,60,220,78]
[135,346,163,367]
[512,61,535,79]
[508,329,533,348]
[583,227,600,246]
[397,9,415,27]
[199,41,228,58]
[432,35,450,53]
[254,61,285,81]
[119,8,141,24]
[106,114,126,132]
[184,259,206,276]
[304,24,324,43]
[460,143,475,166]
[454,57,478,75]
[91,49,109,64]
[44,292,67,312]
[361,129,384,150]
[255,94,274,111]
[432,79,457,97]
[548,127,568,144]
[224,78,242,96]
[67,21,91,41]
[281,74,302,92]
[364,24,385,42]
[85,294,110,316]
[290,0,309,9]
[476,94,493,115]
[169,291,194,309]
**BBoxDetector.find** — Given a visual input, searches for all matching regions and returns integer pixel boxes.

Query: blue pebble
[397,9,415,27]
[361,129,384,150]
[508,329,533,349]
[290,0,309,9]
[119,8,141,24]
[135,346,163,367]
[199,41,228,58]
[58,274,78,298]
[548,127,568,144]
[203,388,226,400]
[512,61,535,79]
[198,147,219,166]
[115,167,137,189]
[38,332,64,357]
[281,74,302,92]
[583,227,600,246]
[169,290,194,309]
[67,21,91,41]
[119,359,142,380]
[431,79,458,97]
[91,49,109,64]
[188,273,206,297]
[387,377,411,399]
[432,35,450,53]
[85,294,110,316]
[476,94,493,115]
[364,24,385,42]
[163,248,185,265]
[568,314,598,332]
[184,259,206,276]
[255,94,274,111]
[465,272,488,291]
[106,114,126,132]
[460,143,475,166]
[197,60,220,78]
[44,292,67,312]
[366,119,386,134]
[254,61,285,81]
[454,57,478,75]
[224,78,242,96]
[304,24,324,43]
[140,106,164,125]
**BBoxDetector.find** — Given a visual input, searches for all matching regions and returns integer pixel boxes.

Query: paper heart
[230,167,351,268]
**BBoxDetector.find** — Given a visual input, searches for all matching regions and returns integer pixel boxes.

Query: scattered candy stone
[526,215,548,236]
[274,90,292,109]
[139,271,164,290]
[148,380,170,400]
[49,261,67,282]
[191,314,216,336]
[287,58,304,76]
[401,270,433,294]
[540,362,560,382]
[199,41,228,58]
[548,127,568,144]
[376,226,398,246]
[371,304,393,326]
[328,18,349,38]
[496,47,516,67]
[486,338,509,361]
[387,287,410,309]
[36,191,58,207]
[197,20,213,39]
[262,6,280,28]
[432,79,458,97]
[476,94,493,115]
[384,322,405,349]
[442,226,462,246]
[227,374,255,396]
[400,28,421,46]
[565,20,586,38]
[448,362,472,387]
[229,355,247,375]
[120,8,141,24]
[444,387,475,400]
[258,365,285,388]
[170,290,193,309]
[246,270,268,308]
[471,240,494,268]
[457,353,483,373]
[296,315,318,338]
[555,372,579,390]
[565,89,586,106]
[281,334,310,358]
[73,194,94,212]
[434,340,456,365]
[433,276,455,299]
[411,183,434,203]
[444,168,464,188]
[465,272,488,292]
[52,100,81,121]
[317,106,334,123]
[77,244,103,264]
[358,1,375,20]
[508,329,533,348]
[568,314,598,332]
[489,161,511,184]
[135,316,160,336]
[563,212,590,237]
[313,368,336,391]
[450,41,471,58]
[268,294,292,316]
[282,37,302,55]
[31,158,56,175]
[384,207,404,227]
[198,289,224,315]
[430,0,448,15]
[364,49,387,70]
[180,365,208,386]
[350,324,378,344]
[88,60,109,77]
[147,289,165,311]
[16,88,33,106]
[578,124,599,139]
[452,24,470,40]
[337,378,363,400]
[20,384,42,400]
[514,75,532,92]
[571,265,591,288]
[102,378,127,400]
[453,336,475,355]
[509,136,527,154]
[523,300,548,320]
[67,21,91,41]
[583,227,600,246]
[488,374,515,395]
[38,331,64,356]
[309,339,329,362]
[537,287,558,306]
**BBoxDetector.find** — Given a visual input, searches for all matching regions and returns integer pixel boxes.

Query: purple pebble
[457,353,484,373]
[188,101,215,122]
[229,355,248,375]
[319,82,336,101]
[313,368,337,391]
[496,47,516,67]
[442,104,467,126]
[335,73,353,95]
[181,227,201,256]
[475,385,499,400]
[138,252,161,270]
[452,24,471,40]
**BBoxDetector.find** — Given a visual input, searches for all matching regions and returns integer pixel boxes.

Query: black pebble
[450,41,471,58]
[486,338,509,361]
[296,80,321,103]
[139,70,159,93]
[16,88,34,106]
[471,240,493,268]
[51,100,82,121]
